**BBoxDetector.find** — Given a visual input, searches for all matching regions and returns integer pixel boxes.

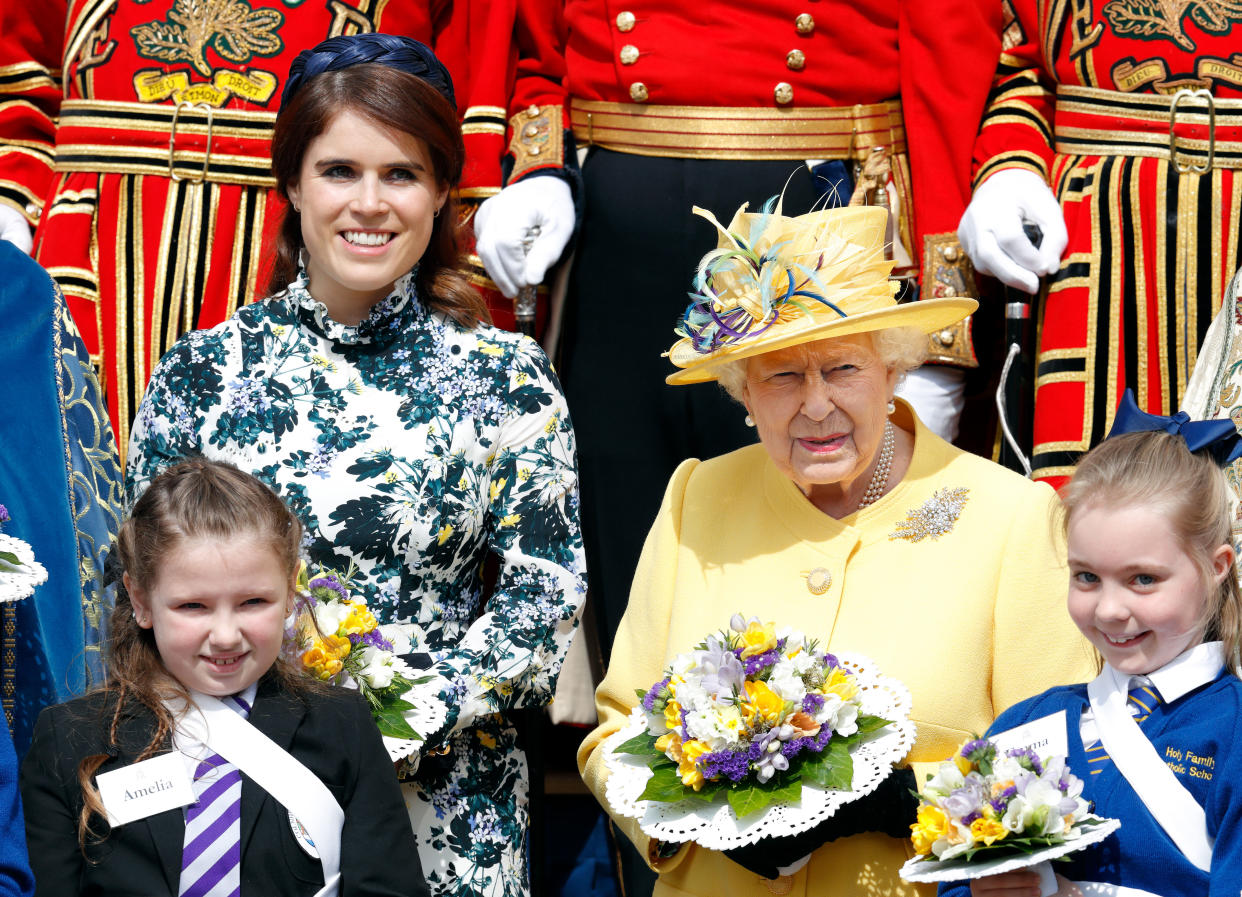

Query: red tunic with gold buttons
[508,0,1001,359]
[974,0,1242,483]
[0,0,523,457]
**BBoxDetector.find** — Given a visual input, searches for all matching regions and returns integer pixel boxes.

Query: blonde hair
[78,459,311,852]
[716,325,927,403]
[1060,431,1242,675]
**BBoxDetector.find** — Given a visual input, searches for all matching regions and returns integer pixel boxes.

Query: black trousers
[561,150,823,662]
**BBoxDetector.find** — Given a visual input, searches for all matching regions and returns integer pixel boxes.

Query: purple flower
[361,629,394,651]
[701,748,750,783]
[960,738,989,759]
[822,653,839,669]
[309,576,349,603]
[641,677,671,712]
[989,784,1017,815]
[743,647,781,676]
[962,810,982,826]
[696,636,745,696]
[801,693,825,714]
[1005,747,1044,775]
[0,505,8,526]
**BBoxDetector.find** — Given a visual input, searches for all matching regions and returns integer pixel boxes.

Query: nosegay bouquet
[900,738,1119,886]
[287,562,446,760]
[604,614,914,848]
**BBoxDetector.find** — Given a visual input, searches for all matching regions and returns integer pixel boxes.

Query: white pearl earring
[744,414,755,427]
[886,400,896,414]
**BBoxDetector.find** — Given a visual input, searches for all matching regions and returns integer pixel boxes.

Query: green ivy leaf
[638,764,689,803]
[374,704,419,740]
[614,732,662,758]
[725,776,803,818]
[800,739,854,791]
[855,715,891,735]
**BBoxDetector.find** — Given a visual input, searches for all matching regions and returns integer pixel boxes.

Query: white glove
[474,176,574,298]
[958,168,1066,294]
[896,365,967,443]
[0,204,33,254]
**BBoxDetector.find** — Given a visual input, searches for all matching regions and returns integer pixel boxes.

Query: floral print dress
[127,269,586,897]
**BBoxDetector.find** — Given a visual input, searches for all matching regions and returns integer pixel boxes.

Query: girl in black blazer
[20,459,429,896]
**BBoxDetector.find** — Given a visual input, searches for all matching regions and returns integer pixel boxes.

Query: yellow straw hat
[665,200,977,385]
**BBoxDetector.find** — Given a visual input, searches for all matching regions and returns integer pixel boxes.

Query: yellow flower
[499,513,521,527]
[477,730,498,749]
[274,325,287,337]
[347,378,363,395]
[517,467,532,482]
[741,680,784,726]
[677,739,711,790]
[312,354,337,371]
[910,805,950,856]
[654,731,683,760]
[436,523,454,544]
[341,600,378,635]
[385,471,398,484]
[544,413,559,434]
[516,372,529,385]
[969,816,1008,846]
[738,620,777,659]
[479,343,504,356]
[301,634,351,679]
[954,748,974,777]
[490,478,508,502]
[823,667,859,702]
[663,700,683,732]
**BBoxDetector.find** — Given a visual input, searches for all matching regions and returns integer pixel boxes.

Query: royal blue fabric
[0,242,122,754]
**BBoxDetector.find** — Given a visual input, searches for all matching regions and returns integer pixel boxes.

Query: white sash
[1075,883,1162,897]
[176,693,344,897]
[1086,667,1213,871]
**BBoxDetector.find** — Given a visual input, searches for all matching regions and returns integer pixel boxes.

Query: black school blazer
[20,677,429,897]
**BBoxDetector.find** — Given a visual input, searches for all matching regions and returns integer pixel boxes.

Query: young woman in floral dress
[126,34,585,897]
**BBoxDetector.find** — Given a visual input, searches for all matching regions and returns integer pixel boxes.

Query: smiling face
[741,333,899,508]
[1066,502,1232,675]
[126,534,294,697]
[286,109,448,324]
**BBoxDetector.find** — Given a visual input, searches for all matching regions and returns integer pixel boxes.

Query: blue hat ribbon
[1107,388,1242,465]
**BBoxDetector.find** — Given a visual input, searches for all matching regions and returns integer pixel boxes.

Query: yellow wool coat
[578,405,1096,897]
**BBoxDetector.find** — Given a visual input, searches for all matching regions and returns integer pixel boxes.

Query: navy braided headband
[280,33,456,113]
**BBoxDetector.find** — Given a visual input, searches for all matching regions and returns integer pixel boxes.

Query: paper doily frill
[899,816,1121,883]
[342,656,448,762]
[0,533,47,603]
[602,652,915,850]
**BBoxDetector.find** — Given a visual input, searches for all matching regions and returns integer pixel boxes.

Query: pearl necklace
[856,421,895,510]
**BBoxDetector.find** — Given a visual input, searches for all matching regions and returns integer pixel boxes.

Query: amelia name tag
[990,710,1069,761]
[96,751,196,827]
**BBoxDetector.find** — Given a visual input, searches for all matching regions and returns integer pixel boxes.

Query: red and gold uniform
[976,0,1242,483]
[501,0,1002,681]
[0,0,524,459]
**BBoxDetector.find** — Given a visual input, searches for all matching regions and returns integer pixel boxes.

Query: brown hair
[267,63,488,328]
[1060,430,1242,676]
[77,458,309,851]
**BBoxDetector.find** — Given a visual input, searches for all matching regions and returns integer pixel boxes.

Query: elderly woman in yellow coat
[576,200,1096,896]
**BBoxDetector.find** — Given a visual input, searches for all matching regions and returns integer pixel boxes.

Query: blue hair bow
[281,33,455,112]
[1107,388,1242,465]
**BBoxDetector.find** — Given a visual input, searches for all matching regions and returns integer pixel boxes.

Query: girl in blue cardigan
[945,400,1242,897]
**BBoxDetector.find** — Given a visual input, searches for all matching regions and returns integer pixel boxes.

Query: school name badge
[96,751,196,827]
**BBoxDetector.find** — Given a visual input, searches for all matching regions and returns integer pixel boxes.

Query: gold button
[941,245,959,263]
[629,82,649,102]
[620,44,639,65]
[24,202,40,220]
[806,567,832,595]
[524,104,540,117]
[938,328,956,346]
[941,285,957,298]
[774,82,793,105]
[616,11,636,31]
[795,13,815,34]
[522,122,541,138]
[786,49,806,71]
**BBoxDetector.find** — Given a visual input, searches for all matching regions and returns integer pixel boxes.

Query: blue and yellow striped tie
[1085,680,1161,774]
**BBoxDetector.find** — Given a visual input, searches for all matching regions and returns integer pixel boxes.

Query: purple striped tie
[178,694,250,897]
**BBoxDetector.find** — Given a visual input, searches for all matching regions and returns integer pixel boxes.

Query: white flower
[924,760,965,798]
[683,705,745,751]
[356,645,396,689]
[767,659,808,704]
[311,598,351,637]
[816,692,858,737]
